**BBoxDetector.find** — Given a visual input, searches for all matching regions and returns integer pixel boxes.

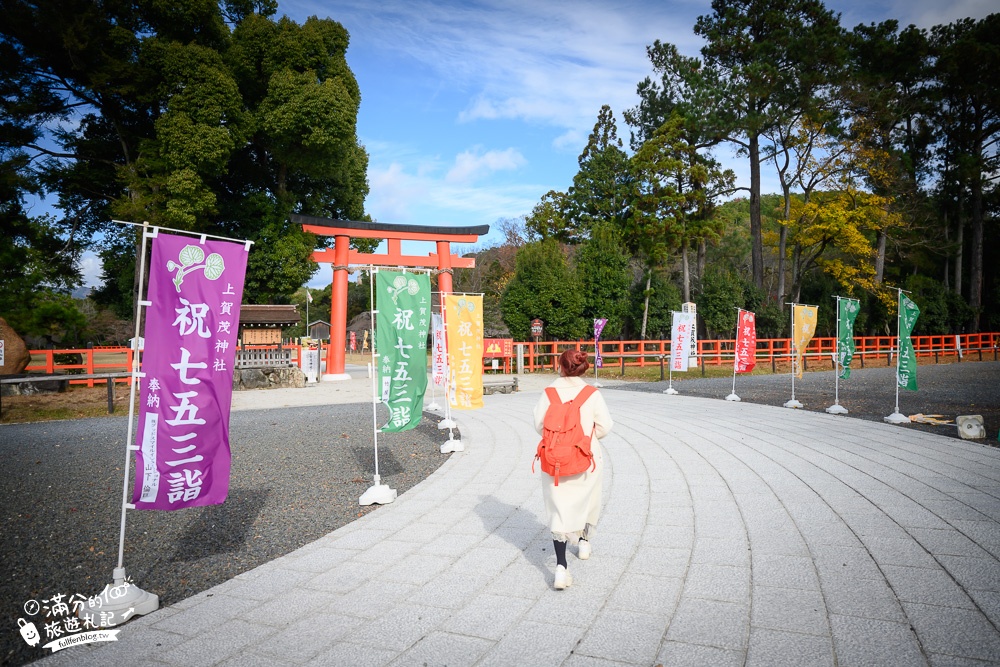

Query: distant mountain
[72,286,93,299]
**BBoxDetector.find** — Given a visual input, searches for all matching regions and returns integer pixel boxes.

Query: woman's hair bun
[558,349,590,377]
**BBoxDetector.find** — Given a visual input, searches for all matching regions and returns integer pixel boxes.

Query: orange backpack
[533,385,597,485]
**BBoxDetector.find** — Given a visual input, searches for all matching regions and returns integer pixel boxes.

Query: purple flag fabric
[594,318,607,340]
[133,233,248,510]
[594,318,607,368]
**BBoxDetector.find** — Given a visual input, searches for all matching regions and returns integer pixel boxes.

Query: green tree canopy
[500,240,585,341]
[576,222,632,339]
[1,1,371,319]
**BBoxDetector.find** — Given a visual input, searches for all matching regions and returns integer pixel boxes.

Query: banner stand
[885,288,914,425]
[82,221,252,625]
[438,291,485,454]
[663,311,691,395]
[725,308,743,402]
[427,303,443,412]
[426,379,442,412]
[361,267,396,506]
[784,302,804,409]
[440,369,463,453]
[79,221,160,626]
[663,365,679,395]
[436,292,458,436]
[826,296,849,415]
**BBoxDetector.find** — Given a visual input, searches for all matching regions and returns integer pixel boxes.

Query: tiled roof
[239,304,300,326]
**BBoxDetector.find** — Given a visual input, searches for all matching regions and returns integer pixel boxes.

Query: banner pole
[663,311,679,395]
[826,296,848,415]
[78,223,159,627]
[360,266,396,505]
[438,292,463,452]
[370,268,381,480]
[426,300,442,412]
[885,288,908,424]
[725,308,741,401]
[834,297,840,404]
[117,224,152,572]
[784,302,803,408]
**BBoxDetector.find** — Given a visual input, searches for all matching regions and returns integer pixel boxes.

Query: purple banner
[132,233,248,510]
[594,318,607,368]
[594,318,607,340]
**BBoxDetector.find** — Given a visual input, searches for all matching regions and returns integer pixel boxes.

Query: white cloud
[857,0,995,29]
[292,0,707,147]
[78,251,103,287]
[367,162,425,222]
[446,147,526,184]
[366,151,542,230]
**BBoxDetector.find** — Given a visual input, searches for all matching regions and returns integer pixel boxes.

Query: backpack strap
[573,384,597,405]
[545,387,562,405]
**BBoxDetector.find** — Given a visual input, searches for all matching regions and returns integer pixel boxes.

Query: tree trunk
[777,226,787,304]
[640,271,651,341]
[697,238,706,286]
[969,175,984,331]
[681,243,691,303]
[953,206,964,297]
[943,214,950,291]
[790,243,801,304]
[749,134,764,291]
[776,183,790,310]
[874,230,887,285]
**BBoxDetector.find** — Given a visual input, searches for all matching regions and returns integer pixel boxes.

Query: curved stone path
[39,389,1000,666]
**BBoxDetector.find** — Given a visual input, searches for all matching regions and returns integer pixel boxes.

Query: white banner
[670,311,695,372]
[431,312,447,387]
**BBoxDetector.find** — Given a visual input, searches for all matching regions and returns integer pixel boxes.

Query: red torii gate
[292,215,489,380]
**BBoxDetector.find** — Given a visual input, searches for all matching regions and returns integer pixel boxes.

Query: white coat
[533,375,613,541]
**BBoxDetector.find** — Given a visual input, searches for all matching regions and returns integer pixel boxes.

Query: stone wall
[232,366,306,391]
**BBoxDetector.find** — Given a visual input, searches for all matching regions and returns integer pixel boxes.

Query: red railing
[513,333,1000,374]
[25,348,136,387]
[22,332,999,382]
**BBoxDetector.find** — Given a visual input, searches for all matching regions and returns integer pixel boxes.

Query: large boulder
[233,366,306,390]
[0,317,30,376]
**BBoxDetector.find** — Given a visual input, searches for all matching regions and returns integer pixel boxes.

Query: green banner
[897,292,920,391]
[837,298,860,379]
[376,271,431,431]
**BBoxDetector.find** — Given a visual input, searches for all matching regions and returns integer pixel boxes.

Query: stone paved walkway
[35,386,1000,666]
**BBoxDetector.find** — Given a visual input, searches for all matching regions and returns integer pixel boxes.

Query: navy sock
[553,540,568,568]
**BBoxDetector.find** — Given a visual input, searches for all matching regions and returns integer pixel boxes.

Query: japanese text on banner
[897,292,920,391]
[594,318,607,368]
[670,311,695,372]
[792,305,818,379]
[445,295,483,410]
[431,312,447,387]
[133,234,247,510]
[735,310,757,373]
[376,271,430,431]
[837,298,860,379]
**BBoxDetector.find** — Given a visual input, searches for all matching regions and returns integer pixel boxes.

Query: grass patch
[1,383,136,424]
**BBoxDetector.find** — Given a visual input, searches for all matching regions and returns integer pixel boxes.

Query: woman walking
[533,349,613,589]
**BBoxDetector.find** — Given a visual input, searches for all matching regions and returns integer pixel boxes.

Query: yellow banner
[445,294,484,409]
[792,305,818,378]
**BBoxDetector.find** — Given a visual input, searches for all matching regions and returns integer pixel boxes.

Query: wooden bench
[0,372,132,415]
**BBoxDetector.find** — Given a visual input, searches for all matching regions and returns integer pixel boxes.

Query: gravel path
[0,404,453,667]
[613,360,1000,442]
[2,362,996,665]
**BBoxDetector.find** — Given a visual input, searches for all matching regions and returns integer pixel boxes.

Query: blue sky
[78,0,995,288]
